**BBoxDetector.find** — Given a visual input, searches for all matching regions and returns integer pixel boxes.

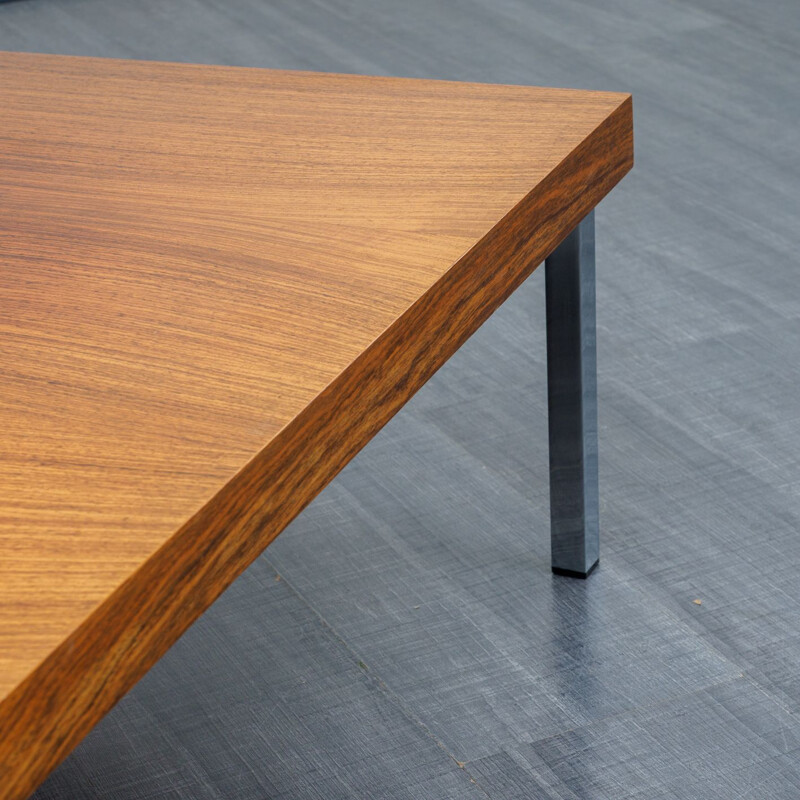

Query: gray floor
[2,0,800,797]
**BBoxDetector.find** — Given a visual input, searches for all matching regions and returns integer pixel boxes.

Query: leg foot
[552,559,599,580]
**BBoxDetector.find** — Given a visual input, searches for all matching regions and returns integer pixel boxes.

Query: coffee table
[0,51,632,799]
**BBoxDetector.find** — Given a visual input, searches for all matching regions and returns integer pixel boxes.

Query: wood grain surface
[0,50,631,799]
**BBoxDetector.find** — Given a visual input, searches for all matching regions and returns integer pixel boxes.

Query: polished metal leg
[545,210,599,578]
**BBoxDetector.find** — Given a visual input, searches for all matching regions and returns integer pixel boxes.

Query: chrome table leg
[545,211,599,578]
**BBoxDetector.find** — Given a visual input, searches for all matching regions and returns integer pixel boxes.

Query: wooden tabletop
[0,51,632,799]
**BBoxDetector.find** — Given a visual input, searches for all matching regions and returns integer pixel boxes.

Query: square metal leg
[545,210,599,578]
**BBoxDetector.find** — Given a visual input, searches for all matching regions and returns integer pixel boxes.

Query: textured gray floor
[2,0,800,797]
